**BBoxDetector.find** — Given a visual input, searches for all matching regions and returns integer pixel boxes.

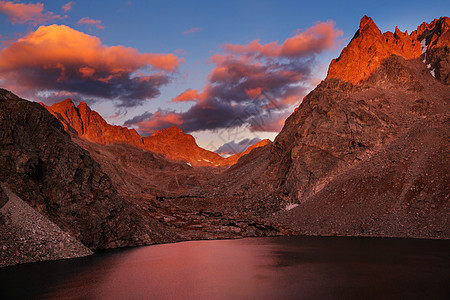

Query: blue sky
[0,0,448,151]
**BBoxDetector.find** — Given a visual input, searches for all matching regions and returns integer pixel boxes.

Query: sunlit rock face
[46,99,267,167]
[326,16,450,84]
[269,16,450,202]
[410,17,450,85]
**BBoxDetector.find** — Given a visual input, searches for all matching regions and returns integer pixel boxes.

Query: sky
[0,0,448,154]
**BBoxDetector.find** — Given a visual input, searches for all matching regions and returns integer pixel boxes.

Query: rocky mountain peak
[46,99,265,167]
[394,26,408,38]
[411,16,450,84]
[58,98,76,107]
[152,125,185,137]
[77,101,90,113]
[412,17,450,45]
[327,16,423,84]
[48,98,84,134]
[358,15,381,37]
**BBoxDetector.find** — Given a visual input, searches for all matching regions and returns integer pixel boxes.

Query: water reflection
[1,236,449,299]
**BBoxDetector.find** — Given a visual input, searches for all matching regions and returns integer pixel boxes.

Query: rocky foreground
[0,184,92,267]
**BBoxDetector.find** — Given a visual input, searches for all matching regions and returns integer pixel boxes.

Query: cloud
[126,20,342,135]
[0,24,183,107]
[0,1,65,25]
[183,27,201,34]
[215,138,261,155]
[223,20,343,58]
[62,1,74,13]
[77,17,105,29]
[124,111,182,133]
[171,88,202,102]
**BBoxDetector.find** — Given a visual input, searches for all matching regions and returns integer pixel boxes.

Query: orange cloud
[172,89,203,102]
[125,111,183,135]
[183,27,201,34]
[245,87,263,99]
[62,1,74,13]
[0,24,183,106]
[78,66,95,78]
[77,17,105,30]
[223,20,343,58]
[0,24,181,72]
[0,1,65,25]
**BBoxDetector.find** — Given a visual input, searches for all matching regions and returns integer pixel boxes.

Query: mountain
[328,16,449,85]
[0,89,282,266]
[46,99,144,148]
[225,139,271,165]
[200,16,450,238]
[46,100,260,167]
[1,15,449,268]
[327,16,422,84]
[142,126,227,167]
[0,89,179,262]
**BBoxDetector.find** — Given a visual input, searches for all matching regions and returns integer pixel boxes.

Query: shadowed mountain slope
[0,89,179,251]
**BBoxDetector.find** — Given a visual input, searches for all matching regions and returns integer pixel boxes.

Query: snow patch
[421,39,428,63]
[430,69,435,77]
[285,203,299,211]
[203,159,212,163]
[427,64,431,69]
[420,38,428,53]
[186,162,192,167]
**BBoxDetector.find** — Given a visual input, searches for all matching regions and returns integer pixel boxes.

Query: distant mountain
[45,100,266,167]
[225,139,271,165]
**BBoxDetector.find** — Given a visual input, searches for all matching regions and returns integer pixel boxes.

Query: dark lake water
[1,236,449,299]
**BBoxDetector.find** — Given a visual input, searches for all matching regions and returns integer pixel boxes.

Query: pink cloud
[183,27,201,34]
[62,1,74,13]
[223,20,343,58]
[174,48,187,55]
[77,17,105,30]
[0,1,65,25]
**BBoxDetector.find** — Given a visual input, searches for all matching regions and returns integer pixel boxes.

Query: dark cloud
[126,57,311,134]
[128,20,342,134]
[0,24,182,107]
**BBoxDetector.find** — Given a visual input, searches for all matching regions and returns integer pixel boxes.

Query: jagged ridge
[46,100,266,167]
